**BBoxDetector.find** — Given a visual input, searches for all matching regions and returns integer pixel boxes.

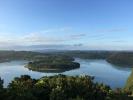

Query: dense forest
[0,75,132,100]
[26,55,80,72]
[106,52,133,66]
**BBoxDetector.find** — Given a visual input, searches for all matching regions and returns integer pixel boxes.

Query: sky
[0,0,133,50]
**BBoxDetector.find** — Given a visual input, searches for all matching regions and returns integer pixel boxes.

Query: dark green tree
[7,75,37,100]
[0,77,4,100]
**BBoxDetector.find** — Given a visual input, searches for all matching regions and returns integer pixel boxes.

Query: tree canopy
[0,75,132,100]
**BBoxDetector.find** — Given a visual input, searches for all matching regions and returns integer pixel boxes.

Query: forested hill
[0,51,43,62]
[106,52,133,66]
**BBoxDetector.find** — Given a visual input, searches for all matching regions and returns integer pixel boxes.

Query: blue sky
[0,0,133,50]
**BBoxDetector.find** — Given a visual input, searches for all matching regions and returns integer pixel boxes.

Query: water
[0,58,132,89]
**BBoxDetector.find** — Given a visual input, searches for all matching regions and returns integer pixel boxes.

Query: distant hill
[1,50,133,67]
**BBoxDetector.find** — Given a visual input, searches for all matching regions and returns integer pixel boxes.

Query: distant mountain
[0,44,83,51]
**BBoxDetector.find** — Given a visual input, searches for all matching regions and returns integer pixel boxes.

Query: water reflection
[0,58,132,89]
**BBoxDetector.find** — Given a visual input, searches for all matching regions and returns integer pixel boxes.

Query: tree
[0,77,4,100]
[7,75,37,100]
[0,75,132,100]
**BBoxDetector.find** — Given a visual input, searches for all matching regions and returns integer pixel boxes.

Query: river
[0,58,131,88]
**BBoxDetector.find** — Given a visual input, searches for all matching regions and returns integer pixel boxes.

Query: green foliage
[68,96,84,100]
[0,75,132,100]
[26,55,80,72]
[61,51,111,59]
[7,75,37,100]
[52,51,133,67]
[0,77,3,89]
[107,52,133,66]
[0,78,5,100]
[1,50,133,68]
[0,51,44,62]
[124,69,133,96]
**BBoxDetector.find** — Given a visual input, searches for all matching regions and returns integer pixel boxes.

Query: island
[25,55,80,72]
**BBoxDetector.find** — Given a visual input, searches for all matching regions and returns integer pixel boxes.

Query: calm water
[0,58,132,89]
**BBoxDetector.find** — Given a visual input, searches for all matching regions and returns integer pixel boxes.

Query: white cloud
[20,33,66,44]
[0,31,86,47]
[20,32,86,45]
